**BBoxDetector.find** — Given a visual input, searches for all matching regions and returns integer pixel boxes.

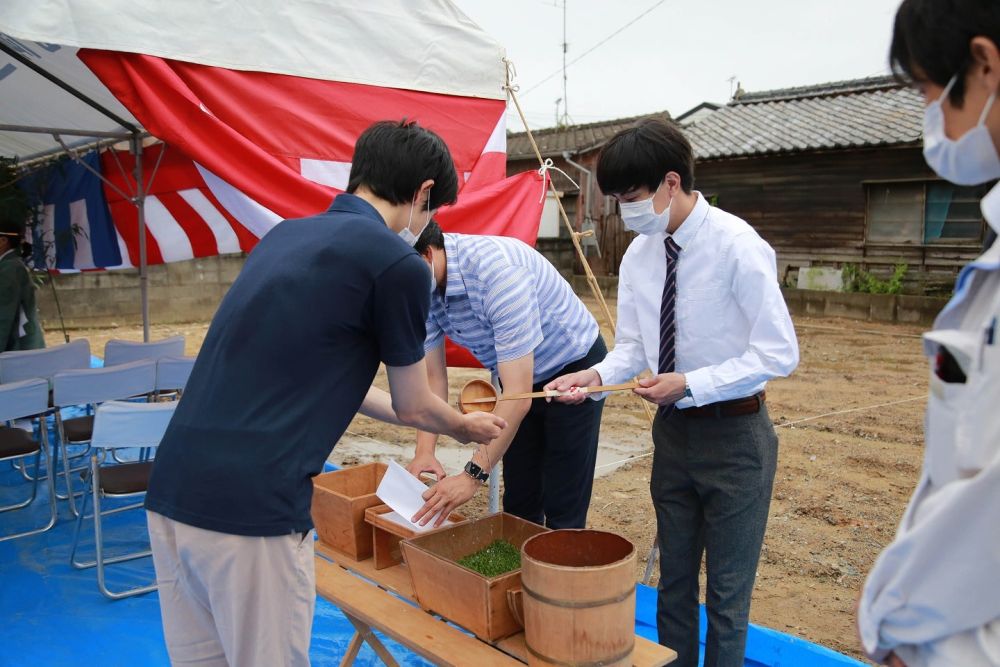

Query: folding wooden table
[314,541,677,667]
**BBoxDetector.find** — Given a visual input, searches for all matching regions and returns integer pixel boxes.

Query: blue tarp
[0,410,863,667]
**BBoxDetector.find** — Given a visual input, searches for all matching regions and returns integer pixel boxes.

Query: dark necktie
[657,236,681,416]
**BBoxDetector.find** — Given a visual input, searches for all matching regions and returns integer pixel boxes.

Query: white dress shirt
[858,183,1000,666]
[591,192,799,407]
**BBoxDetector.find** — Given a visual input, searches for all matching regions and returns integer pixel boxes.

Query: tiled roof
[506,111,671,160]
[686,75,923,160]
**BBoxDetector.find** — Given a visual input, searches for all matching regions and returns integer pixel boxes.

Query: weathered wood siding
[694,146,982,293]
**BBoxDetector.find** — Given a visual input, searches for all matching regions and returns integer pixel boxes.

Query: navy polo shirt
[145,194,430,536]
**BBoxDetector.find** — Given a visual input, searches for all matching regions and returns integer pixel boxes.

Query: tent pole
[131,135,150,342]
[0,43,138,133]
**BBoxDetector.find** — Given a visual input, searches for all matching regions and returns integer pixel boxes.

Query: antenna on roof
[558,0,572,127]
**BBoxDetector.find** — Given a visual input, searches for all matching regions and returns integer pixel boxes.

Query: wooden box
[311,462,387,560]
[400,512,549,641]
[364,504,465,570]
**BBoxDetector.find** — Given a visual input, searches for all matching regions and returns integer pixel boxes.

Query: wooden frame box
[400,512,549,641]
[364,505,465,570]
[311,462,388,560]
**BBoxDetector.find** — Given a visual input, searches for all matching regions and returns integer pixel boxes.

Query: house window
[866,181,989,244]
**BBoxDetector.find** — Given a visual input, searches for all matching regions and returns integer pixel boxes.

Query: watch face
[464,461,488,481]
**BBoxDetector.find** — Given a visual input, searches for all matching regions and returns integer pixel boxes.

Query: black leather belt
[679,391,765,419]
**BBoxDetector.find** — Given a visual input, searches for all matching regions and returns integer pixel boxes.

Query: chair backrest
[52,359,157,408]
[91,400,177,450]
[0,339,91,384]
[0,378,49,422]
[155,356,196,393]
[103,336,185,367]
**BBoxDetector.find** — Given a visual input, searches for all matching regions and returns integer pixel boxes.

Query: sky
[451,0,904,132]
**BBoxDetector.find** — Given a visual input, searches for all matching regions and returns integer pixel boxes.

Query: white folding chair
[0,340,91,486]
[103,336,185,367]
[0,339,91,385]
[69,400,176,599]
[52,360,157,517]
[0,378,57,542]
[154,355,196,400]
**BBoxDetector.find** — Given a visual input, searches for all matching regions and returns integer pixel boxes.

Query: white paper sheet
[379,509,455,534]
[376,459,442,531]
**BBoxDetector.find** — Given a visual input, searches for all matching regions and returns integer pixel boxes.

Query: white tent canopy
[0,0,506,160]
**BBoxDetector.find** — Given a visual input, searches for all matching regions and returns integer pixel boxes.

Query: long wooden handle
[463,382,639,404]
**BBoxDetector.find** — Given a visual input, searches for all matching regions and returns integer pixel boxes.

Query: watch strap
[464,460,489,483]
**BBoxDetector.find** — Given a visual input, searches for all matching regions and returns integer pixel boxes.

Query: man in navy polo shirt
[144,120,506,667]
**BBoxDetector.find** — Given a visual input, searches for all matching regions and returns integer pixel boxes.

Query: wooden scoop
[458,379,640,414]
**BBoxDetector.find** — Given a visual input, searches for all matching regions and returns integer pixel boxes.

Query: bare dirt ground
[52,298,929,662]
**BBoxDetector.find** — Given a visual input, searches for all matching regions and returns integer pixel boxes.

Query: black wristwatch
[464,460,490,484]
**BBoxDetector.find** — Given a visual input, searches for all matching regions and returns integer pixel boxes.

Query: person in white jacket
[858,1,1000,665]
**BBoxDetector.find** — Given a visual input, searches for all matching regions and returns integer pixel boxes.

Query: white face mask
[426,255,437,294]
[618,181,670,235]
[923,75,1000,186]
[399,188,432,247]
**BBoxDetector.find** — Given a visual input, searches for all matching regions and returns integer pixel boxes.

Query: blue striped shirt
[425,234,599,382]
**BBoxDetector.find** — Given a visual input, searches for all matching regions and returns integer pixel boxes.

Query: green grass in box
[457,539,521,577]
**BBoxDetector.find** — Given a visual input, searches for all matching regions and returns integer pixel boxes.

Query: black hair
[347,120,459,210]
[890,0,1000,106]
[0,211,23,251]
[414,219,445,255]
[595,118,694,196]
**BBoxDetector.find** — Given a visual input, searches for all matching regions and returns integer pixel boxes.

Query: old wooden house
[508,76,992,294]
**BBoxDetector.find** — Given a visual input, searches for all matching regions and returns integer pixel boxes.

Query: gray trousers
[651,404,778,667]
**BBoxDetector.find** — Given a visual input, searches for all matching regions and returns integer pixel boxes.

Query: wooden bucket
[520,529,637,667]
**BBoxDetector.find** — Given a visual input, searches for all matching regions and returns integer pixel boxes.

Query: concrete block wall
[780,288,947,326]
[36,253,247,328]
[574,276,947,327]
[36,253,948,331]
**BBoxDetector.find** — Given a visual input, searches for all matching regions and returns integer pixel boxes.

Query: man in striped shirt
[408,221,606,529]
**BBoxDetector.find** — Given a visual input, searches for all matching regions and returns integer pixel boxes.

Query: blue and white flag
[20,151,123,270]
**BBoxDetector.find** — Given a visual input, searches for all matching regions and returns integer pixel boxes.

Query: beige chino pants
[147,511,315,667]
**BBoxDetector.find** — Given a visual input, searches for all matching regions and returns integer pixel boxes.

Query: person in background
[0,215,45,352]
[545,118,799,667]
[858,2,1000,665]
[144,120,505,667]
[406,220,606,529]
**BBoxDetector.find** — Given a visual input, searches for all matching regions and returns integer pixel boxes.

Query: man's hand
[885,653,907,667]
[406,452,446,481]
[633,372,686,406]
[457,412,507,445]
[412,473,480,527]
[543,368,601,405]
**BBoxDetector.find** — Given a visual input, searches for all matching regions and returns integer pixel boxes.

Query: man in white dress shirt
[858,2,1000,665]
[547,118,799,667]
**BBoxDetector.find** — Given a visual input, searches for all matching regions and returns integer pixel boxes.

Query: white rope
[592,393,928,472]
[537,158,580,203]
[342,429,395,448]
[774,394,927,427]
[795,323,924,339]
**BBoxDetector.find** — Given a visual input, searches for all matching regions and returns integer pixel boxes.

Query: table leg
[338,632,365,667]
[344,614,401,667]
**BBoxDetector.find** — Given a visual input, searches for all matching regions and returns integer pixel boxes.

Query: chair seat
[0,427,39,459]
[63,415,95,442]
[97,461,154,495]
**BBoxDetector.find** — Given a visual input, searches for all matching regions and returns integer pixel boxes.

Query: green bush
[842,263,908,295]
